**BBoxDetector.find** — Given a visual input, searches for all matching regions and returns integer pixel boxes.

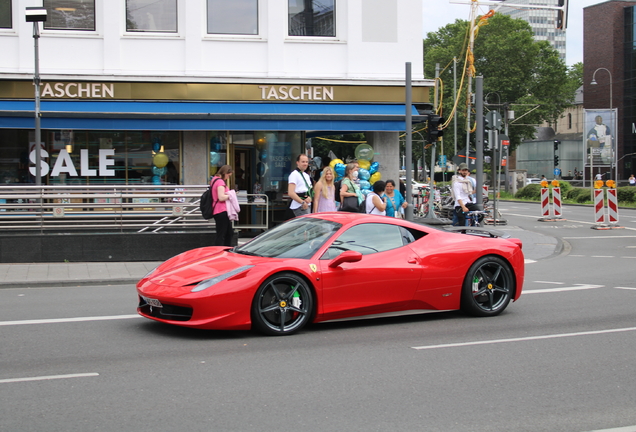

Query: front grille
[138,297,193,322]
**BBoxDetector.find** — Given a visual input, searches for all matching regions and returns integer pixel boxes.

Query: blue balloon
[151,175,162,185]
[259,150,267,161]
[358,168,370,181]
[359,180,371,190]
[335,175,343,182]
[210,152,220,165]
[369,162,380,175]
[152,166,167,176]
[361,189,371,196]
[335,163,346,177]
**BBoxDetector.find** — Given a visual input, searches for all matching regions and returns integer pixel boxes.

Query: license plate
[142,295,163,308]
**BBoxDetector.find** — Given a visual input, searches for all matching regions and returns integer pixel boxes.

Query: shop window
[43,0,95,31]
[568,113,572,130]
[253,131,302,199]
[288,0,335,37]
[207,0,258,35]
[126,0,177,33]
[0,0,11,29]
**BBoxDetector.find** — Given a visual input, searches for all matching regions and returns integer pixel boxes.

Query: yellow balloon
[358,159,371,170]
[329,159,344,169]
[153,152,169,168]
[370,172,382,184]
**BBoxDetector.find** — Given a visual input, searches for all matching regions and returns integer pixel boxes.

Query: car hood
[144,248,266,288]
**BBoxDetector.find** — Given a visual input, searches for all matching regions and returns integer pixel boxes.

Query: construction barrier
[538,182,565,221]
[592,185,623,229]
[607,188,619,223]
[594,189,605,223]
[540,188,550,218]
[552,187,562,218]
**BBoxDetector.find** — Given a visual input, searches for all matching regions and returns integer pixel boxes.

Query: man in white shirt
[288,154,313,217]
[452,163,479,227]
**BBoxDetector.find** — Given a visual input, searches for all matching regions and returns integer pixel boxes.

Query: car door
[317,222,422,320]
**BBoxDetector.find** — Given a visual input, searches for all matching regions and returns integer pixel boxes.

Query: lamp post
[25,7,47,186]
[590,67,615,183]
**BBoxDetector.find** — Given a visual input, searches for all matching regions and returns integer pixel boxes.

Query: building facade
[492,0,566,60]
[0,0,431,194]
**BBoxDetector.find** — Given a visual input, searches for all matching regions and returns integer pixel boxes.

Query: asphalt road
[1,202,635,432]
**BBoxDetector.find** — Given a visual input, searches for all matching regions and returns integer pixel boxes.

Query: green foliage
[617,186,636,203]
[565,187,588,202]
[515,184,541,200]
[423,14,580,160]
[556,180,573,196]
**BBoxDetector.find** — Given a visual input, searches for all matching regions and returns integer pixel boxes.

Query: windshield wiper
[232,249,261,257]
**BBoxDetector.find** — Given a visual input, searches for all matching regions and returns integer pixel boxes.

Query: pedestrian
[288,154,313,217]
[630,174,636,186]
[366,180,387,215]
[540,174,546,182]
[210,165,234,246]
[382,179,407,218]
[452,163,479,227]
[313,166,337,212]
[339,163,364,212]
[595,172,603,181]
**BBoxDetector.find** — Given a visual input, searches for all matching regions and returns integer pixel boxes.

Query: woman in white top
[365,180,387,215]
[287,154,313,217]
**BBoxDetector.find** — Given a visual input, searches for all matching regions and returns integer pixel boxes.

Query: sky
[422,0,601,66]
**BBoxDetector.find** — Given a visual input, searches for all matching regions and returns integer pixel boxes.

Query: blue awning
[0,100,425,131]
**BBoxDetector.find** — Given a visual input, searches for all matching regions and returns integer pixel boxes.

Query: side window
[288,0,335,37]
[323,223,403,259]
[207,0,258,35]
[126,0,177,33]
[0,0,11,29]
[43,0,95,31]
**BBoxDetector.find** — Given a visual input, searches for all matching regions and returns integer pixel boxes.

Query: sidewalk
[0,226,559,289]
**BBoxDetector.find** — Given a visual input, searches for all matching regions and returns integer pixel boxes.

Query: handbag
[387,194,404,219]
[340,195,362,213]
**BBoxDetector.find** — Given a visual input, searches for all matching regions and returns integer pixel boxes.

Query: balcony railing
[0,185,269,233]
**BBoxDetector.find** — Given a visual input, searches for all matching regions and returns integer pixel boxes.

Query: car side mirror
[328,250,362,268]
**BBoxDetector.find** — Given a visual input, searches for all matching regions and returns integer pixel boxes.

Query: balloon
[355,144,374,162]
[151,175,162,185]
[358,159,371,170]
[370,172,382,184]
[152,166,167,176]
[358,168,370,181]
[259,150,267,161]
[152,143,161,152]
[330,158,344,169]
[210,152,220,165]
[359,180,371,190]
[335,175,343,182]
[369,162,380,175]
[334,163,346,177]
[257,162,268,176]
[153,152,169,168]
[361,189,371,196]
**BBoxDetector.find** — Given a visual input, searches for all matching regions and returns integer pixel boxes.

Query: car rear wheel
[252,272,314,336]
[461,256,513,317]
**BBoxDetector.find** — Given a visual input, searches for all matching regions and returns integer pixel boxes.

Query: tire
[461,256,514,317]
[251,272,314,336]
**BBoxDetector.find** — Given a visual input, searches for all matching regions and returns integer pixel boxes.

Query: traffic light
[554,155,560,166]
[428,115,444,142]
[554,140,560,151]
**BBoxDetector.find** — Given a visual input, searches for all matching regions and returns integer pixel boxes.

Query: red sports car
[137,212,524,335]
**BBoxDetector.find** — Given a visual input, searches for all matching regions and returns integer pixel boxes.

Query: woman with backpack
[210,165,234,246]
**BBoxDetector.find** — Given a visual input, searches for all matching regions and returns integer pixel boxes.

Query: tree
[423,13,580,159]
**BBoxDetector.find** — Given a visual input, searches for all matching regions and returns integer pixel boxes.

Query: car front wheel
[251,272,314,336]
[461,256,514,317]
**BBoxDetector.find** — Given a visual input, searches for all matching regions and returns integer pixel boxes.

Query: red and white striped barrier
[540,188,550,217]
[594,189,605,224]
[607,188,619,223]
[552,187,562,218]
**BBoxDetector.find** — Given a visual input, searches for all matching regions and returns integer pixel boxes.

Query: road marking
[411,326,636,350]
[533,281,565,284]
[591,256,615,258]
[0,373,99,384]
[616,287,636,291]
[564,235,636,239]
[583,425,636,432]
[524,259,536,263]
[0,314,141,326]
[523,284,603,294]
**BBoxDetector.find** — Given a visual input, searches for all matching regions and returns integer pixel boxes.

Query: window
[288,0,335,37]
[43,0,95,31]
[0,0,11,29]
[323,223,404,259]
[207,0,258,35]
[126,0,177,33]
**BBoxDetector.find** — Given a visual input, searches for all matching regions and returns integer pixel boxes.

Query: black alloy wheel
[251,272,314,336]
[461,256,514,317]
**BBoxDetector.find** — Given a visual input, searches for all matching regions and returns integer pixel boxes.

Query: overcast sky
[422,0,602,66]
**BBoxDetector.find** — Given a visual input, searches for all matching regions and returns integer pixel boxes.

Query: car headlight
[191,265,254,293]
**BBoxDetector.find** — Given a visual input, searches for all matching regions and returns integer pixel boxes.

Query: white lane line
[585,426,636,432]
[591,256,615,258]
[0,373,99,384]
[412,327,636,350]
[533,281,565,285]
[524,259,536,263]
[616,287,636,291]
[0,314,141,326]
[564,235,636,239]
[523,284,604,294]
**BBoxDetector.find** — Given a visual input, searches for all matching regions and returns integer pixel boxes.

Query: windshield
[233,218,342,259]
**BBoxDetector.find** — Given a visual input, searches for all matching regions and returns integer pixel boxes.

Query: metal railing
[0,185,269,233]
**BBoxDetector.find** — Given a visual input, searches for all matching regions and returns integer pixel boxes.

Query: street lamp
[590,67,615,183]
[25,6,47,186]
